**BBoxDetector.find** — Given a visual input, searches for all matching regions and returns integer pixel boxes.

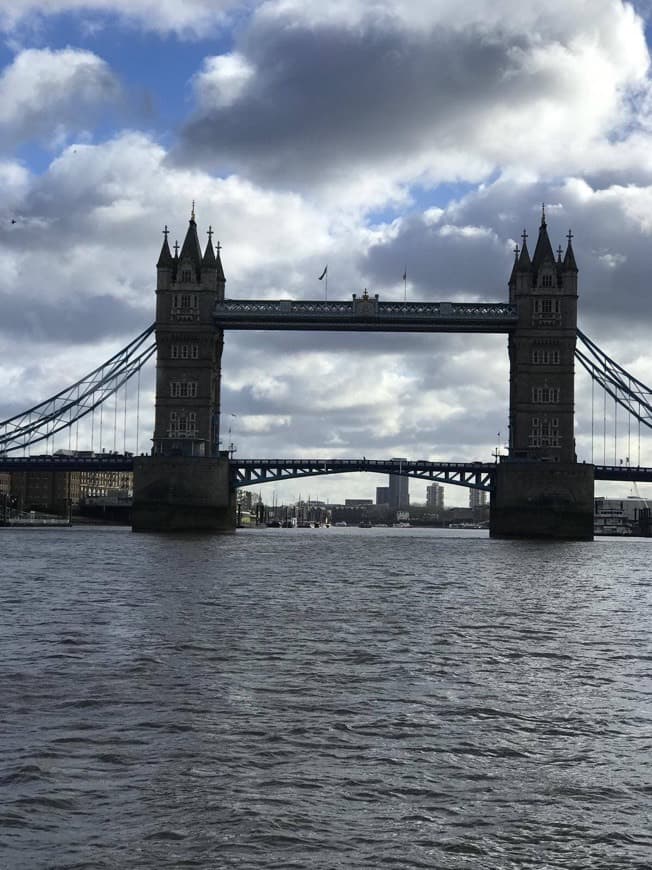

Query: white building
[426,483,444,511]
[469,488,487,510]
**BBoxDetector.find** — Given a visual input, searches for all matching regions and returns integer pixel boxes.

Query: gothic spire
[509,243,520,286]
[563,230,578,272]
[517,229,531,270]
[157,225,174,268]
[179,205,203,271]
[215,239,226,283]
[531,207,556,269]
[203,225,217,268]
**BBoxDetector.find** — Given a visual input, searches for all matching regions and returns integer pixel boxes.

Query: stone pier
[490,461,594,540]
[132,456,236,533]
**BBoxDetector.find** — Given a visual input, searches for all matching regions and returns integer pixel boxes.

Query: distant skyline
[2,1,652,505]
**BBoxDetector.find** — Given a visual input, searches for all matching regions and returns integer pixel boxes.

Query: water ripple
[1,527,651,868]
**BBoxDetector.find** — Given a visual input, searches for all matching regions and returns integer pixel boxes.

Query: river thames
[1,526,650,869]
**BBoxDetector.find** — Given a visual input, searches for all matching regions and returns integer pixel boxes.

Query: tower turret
[156,226,175,291]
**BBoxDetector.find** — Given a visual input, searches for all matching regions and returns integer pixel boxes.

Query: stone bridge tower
[508,210,578,463]
[152,208,225,457]
[491,210,594,540]
[132,208,236,533]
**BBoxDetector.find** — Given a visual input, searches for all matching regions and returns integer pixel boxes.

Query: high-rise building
[426,483,445,511]
[469,488,487,509]
[376,486,390,505]
[388,459,409,510]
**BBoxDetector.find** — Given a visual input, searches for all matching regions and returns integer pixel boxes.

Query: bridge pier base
[490,461,594,540]
[132,456,236,533]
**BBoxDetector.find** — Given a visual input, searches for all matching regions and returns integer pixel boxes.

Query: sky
[2,0,652,506]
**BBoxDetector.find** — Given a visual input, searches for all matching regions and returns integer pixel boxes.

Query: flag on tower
[318,265,328,280]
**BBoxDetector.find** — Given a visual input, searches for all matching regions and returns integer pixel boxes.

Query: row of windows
[532,386,560,403]
[529,416,560,447]
[172,293,198,309]
[531,348,560,365]
[169,411,197,437]
[529,435,561,447]
[170,381,198,398]
[171,343,199,359]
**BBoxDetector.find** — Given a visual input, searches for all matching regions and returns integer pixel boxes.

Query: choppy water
[1,526,651,869]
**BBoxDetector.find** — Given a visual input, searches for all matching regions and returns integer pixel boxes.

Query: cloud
[0,0,243,37]
[178,0,650,193]
[0,47,120,149]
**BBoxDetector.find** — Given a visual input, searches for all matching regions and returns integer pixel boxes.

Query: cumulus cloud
[178,0,650,192]
[0,48,120,149]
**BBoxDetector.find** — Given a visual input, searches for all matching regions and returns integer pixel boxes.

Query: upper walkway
[213,298,518,332]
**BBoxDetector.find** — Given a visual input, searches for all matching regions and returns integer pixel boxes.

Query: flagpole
[318,265,328,300]
[403,266,407,302]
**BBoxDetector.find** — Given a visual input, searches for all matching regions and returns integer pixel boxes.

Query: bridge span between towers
[2,453,652,492]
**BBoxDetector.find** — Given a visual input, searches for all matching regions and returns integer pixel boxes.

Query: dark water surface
[1,526,651,869]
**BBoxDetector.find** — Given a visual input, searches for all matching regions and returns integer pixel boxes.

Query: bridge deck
[2,456,652,489]
[214,299,518,332]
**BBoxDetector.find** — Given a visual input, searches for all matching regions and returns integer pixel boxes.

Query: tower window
[529,416,560,447]
[533,297,561,323]
[170,380,198,398]
[531,347,561,365]
[541,274,553,288]
[532,386,560,403]
[171,343,199,360]
[171,293,199,321]
[181,269,192,282]
[169,411,197,438]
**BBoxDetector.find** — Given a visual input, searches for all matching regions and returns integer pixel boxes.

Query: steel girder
[0,454,135,472]
[231,458,495,491]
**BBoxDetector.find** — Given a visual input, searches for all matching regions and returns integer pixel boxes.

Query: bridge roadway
[2,454,652,491]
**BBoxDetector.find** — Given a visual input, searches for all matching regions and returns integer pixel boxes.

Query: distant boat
[358,520,373,528]
[334,521,347,527]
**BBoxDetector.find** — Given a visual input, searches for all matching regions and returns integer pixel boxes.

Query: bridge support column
[132,455,236,533]
[490,462,594,540]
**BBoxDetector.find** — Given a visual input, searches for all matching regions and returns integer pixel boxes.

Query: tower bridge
[132,206,592,538]
[4,208,652,538]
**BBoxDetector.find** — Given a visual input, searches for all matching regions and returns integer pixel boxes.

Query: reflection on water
[1,526,651,868]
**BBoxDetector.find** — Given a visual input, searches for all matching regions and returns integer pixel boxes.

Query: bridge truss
[231,458,495,491]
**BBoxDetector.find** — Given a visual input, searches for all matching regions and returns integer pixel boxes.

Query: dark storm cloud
[362,215,510,300]
[0,292,150,343]
[360,177,652,342]
[177,18,525,183]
